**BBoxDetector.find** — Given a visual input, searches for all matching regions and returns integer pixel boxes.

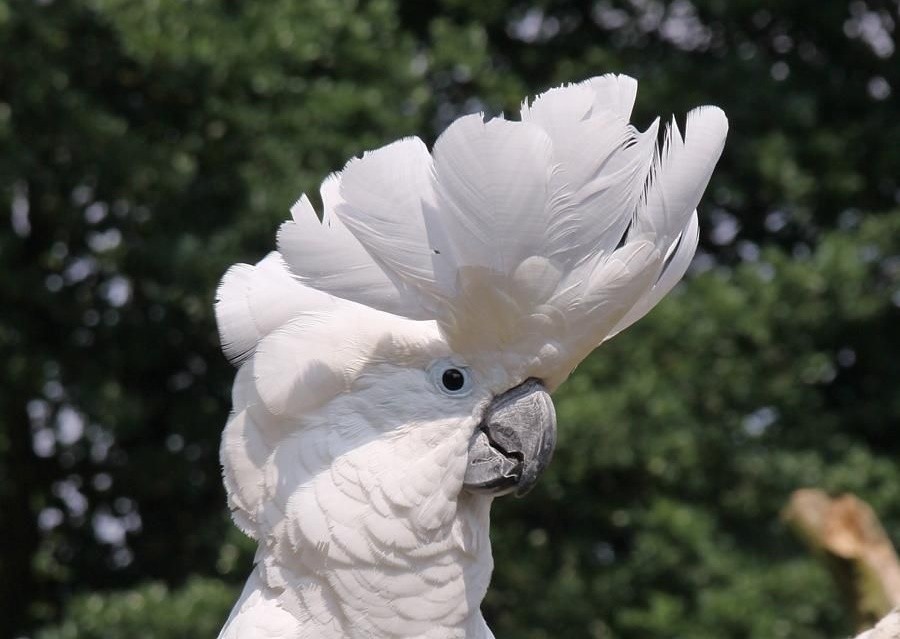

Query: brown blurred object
[784,489,900,632]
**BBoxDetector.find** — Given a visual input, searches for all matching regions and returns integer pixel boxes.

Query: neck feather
[220,493,495,639]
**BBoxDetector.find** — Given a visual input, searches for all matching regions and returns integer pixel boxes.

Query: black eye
[441,368,466,392]
[430,359,472,396]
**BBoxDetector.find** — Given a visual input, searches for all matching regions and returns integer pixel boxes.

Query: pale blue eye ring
[429,359,473,396]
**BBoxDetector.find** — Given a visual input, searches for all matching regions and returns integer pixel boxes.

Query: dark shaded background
[2,0,899,637]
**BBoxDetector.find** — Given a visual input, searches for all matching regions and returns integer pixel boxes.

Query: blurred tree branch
[785,489,900,633]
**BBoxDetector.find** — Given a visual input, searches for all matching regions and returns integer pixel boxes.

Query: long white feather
[587,74,639,119]
[607,211,700,339]
[334,137,452,315]
[215,252,329,364]
[635,106,728,246]
[215,263,257,364]
[522,77,659,267]
[431,115,555,272]
[278,175,421,318]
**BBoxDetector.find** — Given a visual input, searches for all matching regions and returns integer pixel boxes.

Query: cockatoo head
[215,74,726,635]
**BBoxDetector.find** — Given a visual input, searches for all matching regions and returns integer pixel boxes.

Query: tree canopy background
[2,0,899,637]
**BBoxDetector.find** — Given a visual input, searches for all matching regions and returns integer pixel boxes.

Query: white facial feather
[221,334,496,636]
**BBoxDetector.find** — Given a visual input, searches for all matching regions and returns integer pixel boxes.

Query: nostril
[497,425,516,440]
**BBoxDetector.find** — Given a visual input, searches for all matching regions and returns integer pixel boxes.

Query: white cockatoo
[214,75,727,638]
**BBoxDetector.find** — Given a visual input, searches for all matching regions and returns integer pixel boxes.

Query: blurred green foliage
[35,578,234,639]
[1,0,898,637]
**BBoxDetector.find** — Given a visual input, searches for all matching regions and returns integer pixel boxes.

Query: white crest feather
[230,73,727,388]
[214,73,728,639]
[277,175,421,318]
[215,252,333,365]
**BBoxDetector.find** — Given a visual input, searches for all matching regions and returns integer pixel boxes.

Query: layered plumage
[215,75,727,638]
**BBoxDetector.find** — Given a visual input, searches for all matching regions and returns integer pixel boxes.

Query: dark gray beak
[463,378,557,498]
